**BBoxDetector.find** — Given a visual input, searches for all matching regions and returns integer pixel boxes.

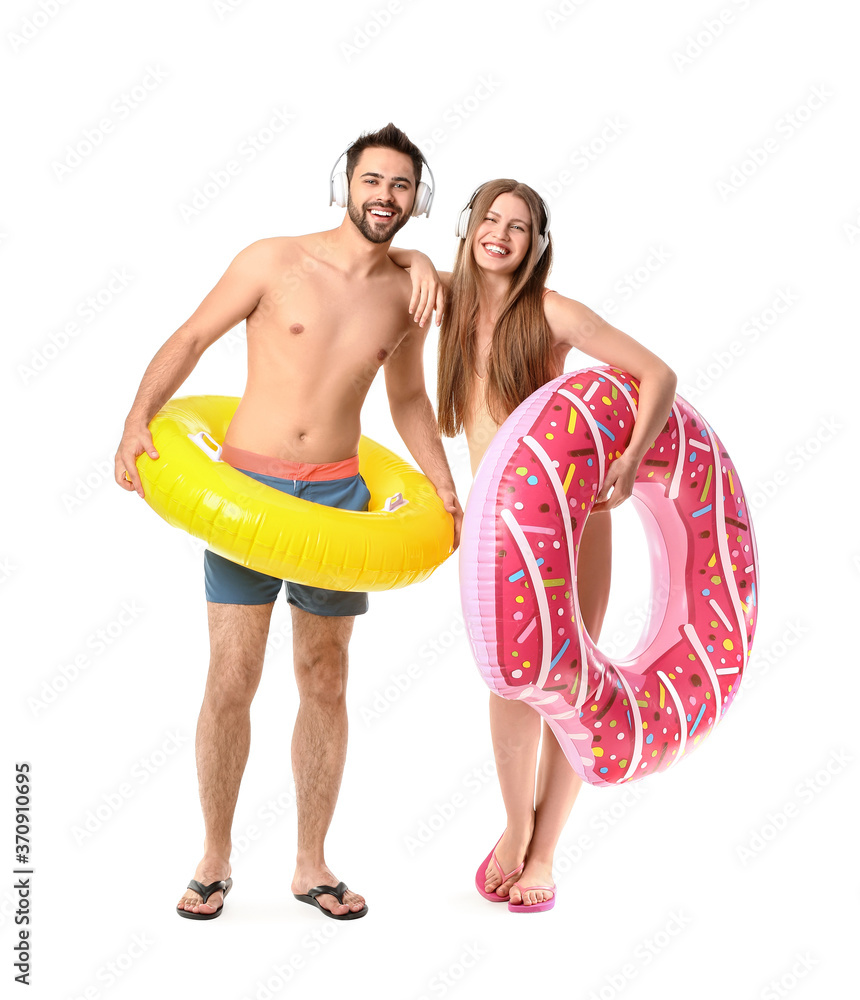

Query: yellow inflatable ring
[135,395,453,591]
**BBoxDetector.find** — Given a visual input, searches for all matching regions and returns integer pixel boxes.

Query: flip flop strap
[492,851,525,882]
[514,883,554,893]
[305,882,347,902]
[187,879,226,903]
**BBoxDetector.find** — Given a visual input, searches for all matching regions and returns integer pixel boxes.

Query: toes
[318,894,348,915]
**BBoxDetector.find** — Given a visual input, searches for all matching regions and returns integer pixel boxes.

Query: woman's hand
[591,454,639,514]
[406,251,446,328]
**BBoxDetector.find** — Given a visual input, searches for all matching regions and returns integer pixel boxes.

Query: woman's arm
[544,293,678,512]
[387,247,450,327]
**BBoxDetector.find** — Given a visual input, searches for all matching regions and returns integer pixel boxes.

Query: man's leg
[177,601,274,915]
[288,606,366,916]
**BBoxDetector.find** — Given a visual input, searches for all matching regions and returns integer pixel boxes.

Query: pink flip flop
[507,882,556,913]
[475,833,525,902]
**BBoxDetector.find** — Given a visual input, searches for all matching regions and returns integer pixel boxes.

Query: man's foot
[177,855,232,917]
[508,858,555,907]
[291,866,366,917]
[483,824,533,899]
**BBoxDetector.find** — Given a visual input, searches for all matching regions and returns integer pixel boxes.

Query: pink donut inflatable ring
[461,366,759,786]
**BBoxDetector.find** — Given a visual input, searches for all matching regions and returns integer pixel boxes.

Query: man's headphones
[329,141,435,218]
[455,184,552,259]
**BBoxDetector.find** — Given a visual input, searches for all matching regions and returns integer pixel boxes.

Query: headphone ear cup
[412,181,430,217]
[332,171,349,208]
[537,233,549,259]
[456,206,471,239]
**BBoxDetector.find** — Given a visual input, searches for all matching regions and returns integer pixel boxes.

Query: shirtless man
[114,124,461,921]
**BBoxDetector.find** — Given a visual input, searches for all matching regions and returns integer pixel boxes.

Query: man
[114,123,461,920]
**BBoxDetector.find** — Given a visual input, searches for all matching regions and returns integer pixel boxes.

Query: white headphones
[329,141,435,217]
[455,184,552,258]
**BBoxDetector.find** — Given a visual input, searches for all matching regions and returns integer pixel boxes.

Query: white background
[4,1,859,998]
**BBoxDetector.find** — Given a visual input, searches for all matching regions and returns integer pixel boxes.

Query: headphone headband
[329,141,435,218]
[455,183,551,259]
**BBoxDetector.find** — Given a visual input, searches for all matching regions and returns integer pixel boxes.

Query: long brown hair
[437,179,554,437]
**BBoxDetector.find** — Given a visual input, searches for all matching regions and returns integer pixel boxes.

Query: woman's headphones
[329,142,435,218]
[455,184,552,258]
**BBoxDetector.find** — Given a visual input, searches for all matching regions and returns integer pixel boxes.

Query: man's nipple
[377,348,388,362]
[290,323,304,335]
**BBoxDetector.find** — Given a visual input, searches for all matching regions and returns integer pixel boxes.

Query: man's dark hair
[346,123,423,189]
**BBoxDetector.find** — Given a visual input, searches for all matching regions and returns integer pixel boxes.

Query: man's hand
[407,252,445,329]
[437,488,463,551]
[115,424,159,498]
[591,454,639,514]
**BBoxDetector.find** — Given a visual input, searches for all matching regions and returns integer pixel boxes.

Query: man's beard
[347,194,410,244]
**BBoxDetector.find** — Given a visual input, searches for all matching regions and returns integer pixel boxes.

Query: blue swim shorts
[203,456,371,617]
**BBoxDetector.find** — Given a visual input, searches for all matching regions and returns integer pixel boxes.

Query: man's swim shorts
[203,445,370,616]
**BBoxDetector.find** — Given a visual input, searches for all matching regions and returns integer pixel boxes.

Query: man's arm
[115,241,270,497]
[384,323,462,550]
[387,247,449,328]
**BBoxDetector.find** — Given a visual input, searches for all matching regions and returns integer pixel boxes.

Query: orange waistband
[221,443,360,481]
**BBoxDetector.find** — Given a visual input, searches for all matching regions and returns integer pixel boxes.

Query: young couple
[114,122,676,921]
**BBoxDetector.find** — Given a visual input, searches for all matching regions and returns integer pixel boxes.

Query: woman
[434,179,677,911]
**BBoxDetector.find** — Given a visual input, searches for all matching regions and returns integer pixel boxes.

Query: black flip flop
[293,882,368,920]
[177,877,233,920]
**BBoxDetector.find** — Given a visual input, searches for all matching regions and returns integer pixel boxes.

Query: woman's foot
[482,820,534,899]
[508,857,554,907]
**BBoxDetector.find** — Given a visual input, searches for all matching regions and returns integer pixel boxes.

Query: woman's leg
[481,695,542,897]
[511,512,612,905]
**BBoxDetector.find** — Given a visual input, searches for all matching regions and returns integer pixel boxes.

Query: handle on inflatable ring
[188,430,223,462]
